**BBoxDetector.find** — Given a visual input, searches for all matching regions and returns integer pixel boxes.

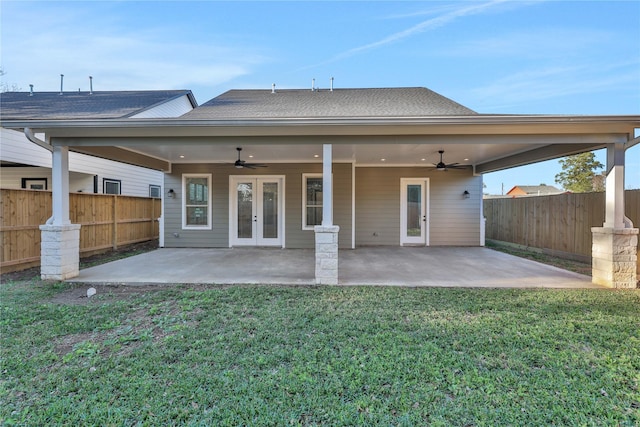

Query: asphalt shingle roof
[0,90,194,120]
[183,87,477,119]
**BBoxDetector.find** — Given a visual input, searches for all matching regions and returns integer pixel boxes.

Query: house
[1,86,638,288]
[163,88,481,251]
[0,89,197,197]
[506,185,564,197]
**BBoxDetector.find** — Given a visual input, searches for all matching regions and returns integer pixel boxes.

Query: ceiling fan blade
[232,147,267,168]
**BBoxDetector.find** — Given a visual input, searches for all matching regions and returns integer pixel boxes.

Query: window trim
[302,173,323,230]
[149,184,161,198]
[182,173,212,230]
[103,178,121,195]
[21,178,48,190]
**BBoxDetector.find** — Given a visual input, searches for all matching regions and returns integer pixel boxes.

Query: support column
[591,143,638,288]
[315,144,339,284]
[315,224,340,285]
[40,145,81,280]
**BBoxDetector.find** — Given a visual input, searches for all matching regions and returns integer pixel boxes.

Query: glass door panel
[261,182,278,239]
[406,184,422,237]
[236,182,254,239]
[230,177,283,247]
[400,178,429,246]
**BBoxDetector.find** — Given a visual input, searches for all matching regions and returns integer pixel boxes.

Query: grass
[485,241,592,276]
[1,280,639,426]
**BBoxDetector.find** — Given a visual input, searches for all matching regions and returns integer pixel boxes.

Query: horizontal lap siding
[164,164,226,248]
[163,163,353,249]
[355,168,401,245]
[333,164,353,249]
[429,169,482,246]
[1,128,52,167]
[1,129,162,197]
[356,167,482,246]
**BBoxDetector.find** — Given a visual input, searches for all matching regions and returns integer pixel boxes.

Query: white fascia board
[2,114,639,138]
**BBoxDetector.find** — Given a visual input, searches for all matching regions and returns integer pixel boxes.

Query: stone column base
[591,227,638,288]
[315,225,340,285]
[40,224,82,280]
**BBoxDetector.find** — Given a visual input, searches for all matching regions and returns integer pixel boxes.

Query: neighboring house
[0,90,197,197]
[2,86,638,287]
[506,185,564,197]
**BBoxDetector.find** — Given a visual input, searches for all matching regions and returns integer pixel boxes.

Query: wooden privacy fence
[1,189,161,273]
[483,189,640,262]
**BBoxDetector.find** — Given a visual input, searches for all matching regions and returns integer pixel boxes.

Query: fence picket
[0,189,160,273]
[484,190,640,263]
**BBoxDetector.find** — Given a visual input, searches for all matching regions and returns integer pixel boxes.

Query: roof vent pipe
[312,78,315,92]
[89,76,93,95]
[29,84,34,96]
[271,83,276,94]
[59,74,64,95]
[330,77,334,92]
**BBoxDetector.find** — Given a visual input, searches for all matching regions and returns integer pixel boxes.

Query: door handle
[422,216,426,222]
[253,216,258,222]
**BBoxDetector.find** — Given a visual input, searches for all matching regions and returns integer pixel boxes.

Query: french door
[230,176,284,247]
[400,178,430,246]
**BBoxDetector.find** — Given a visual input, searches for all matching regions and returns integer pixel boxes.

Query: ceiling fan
[433,150,465,171]
[232,147,267,169]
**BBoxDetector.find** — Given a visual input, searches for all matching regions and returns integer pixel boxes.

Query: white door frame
[400,178,430,246]
[229,175,285,247]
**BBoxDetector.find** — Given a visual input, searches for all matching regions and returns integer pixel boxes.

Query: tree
[0,67,21,93]
[555,152,604,193]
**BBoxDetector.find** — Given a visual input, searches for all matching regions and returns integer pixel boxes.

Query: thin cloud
[470,60,640,111]
[1,5,268,93]
[301,0,513,70]
[440,28,613,59]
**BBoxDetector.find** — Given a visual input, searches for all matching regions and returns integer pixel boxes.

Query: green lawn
[1,281,638,426]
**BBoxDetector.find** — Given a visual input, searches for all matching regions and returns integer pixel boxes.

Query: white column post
[592,142,638,288]
[40,145,81,280]
[315,144,340,284]
[51,145,71,225]
[322,143,333,226]
[604,143,626,228]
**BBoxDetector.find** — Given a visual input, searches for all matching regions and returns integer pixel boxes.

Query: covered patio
[3,87,638,287]
[68,247,600,288]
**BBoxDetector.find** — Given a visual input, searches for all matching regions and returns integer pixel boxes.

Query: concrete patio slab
[69,247,602,288]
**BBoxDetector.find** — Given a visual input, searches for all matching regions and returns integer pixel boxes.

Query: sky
[1,0,639,193]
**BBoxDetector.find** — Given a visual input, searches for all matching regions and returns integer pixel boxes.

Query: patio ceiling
[3,114,638,173]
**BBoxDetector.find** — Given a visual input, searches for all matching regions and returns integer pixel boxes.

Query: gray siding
[163,163,353,249]
[355,167,482,246]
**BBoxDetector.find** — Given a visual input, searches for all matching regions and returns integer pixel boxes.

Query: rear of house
[161,88,483,249]
[2,85,636,287]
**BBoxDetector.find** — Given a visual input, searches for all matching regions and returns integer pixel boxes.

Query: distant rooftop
[182,87,477,119]
[0,90,197,120]
[507,185,564,196]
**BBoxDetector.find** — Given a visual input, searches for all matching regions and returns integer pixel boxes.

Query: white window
[302,174,323,230]
[103,178,121,195]
[149,185,161,198]
[182,174,212,229]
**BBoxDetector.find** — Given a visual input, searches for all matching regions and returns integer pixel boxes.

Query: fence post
[112,195,118,250]
[151,197,155,238]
